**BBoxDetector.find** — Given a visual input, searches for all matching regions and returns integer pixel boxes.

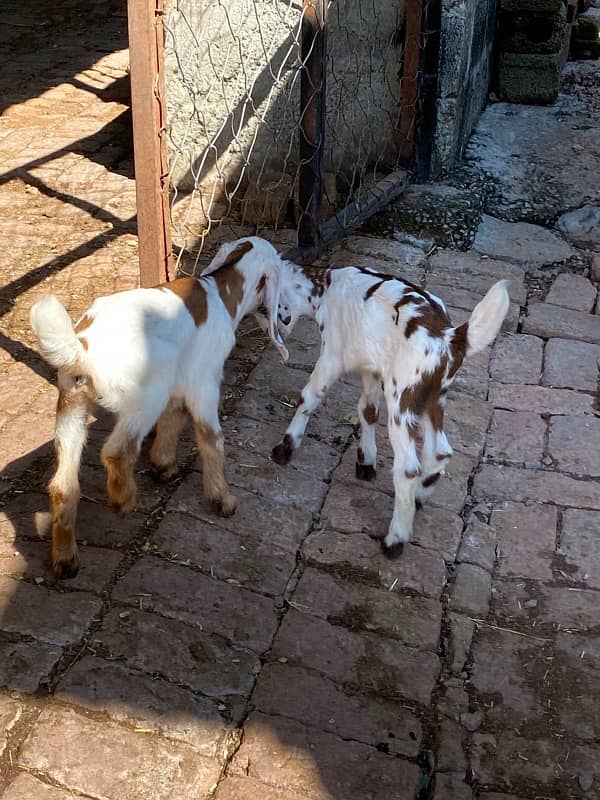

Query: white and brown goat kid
[271,259,509,555]
[30,237,289,579]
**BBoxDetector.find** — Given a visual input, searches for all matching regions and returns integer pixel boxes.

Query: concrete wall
[164,0,405,206]
[432,0,497,175]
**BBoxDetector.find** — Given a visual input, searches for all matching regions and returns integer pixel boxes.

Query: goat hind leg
[150,398,188,482]
[356,372,382,481]
[49,377,89,579]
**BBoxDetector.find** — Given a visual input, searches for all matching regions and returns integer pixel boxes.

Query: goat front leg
[383,409,421,558]
[188,384,237,516]
[416,411,452,509]
[272,356,340,465]
[49,376,89,579]
[355,372,382,481]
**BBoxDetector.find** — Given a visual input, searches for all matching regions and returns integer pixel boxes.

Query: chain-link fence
[157,0,440,274]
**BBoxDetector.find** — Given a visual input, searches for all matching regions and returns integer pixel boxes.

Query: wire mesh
[161,0,434,273]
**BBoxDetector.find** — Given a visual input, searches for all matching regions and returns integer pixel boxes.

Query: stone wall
[432,0,497,175]
[164,0,405,202]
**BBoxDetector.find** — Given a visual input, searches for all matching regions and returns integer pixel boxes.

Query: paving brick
[0,575,101,646]
[448,613,475,675]
[1,774,78,800]
[0,639,62,692]
[449,563,492,617]
[492,579,600,635]
[97,607,259,700]
[524,302,600,345]
[271,610,440,705]
[113,557,278,653]
[0,491,145,549]
[545,273,597,313]
[223,415,340,476]
[560,508,600,589]
[548,416,600,476]
[0,410,55,475]
[471,732,598,794]
[488,382,597,415]
[543,337,600,392]
[302,531,447,599]
[167,477,314,550]
[252,663,422,757]
[0,538,122,592]
[433,773,472,800]
[445,393,493,459]
[479,795,525,800]
[152,511,296,597]
[451,347,490,400]
[19,706,221,800]
[57,656,230,755]
[203,447,329,511]
[473,215,576,266]
[428,249,527,302]
[0,696,22,757]
[470,627,550,730]
[473,464,600,510]
[490,334,543,385]
[490,502,557,581]
[292,567,441,651]
[215,777,309,800]
[436,717,468,773]
[345,235,429,266]
[232,712,420,800]
[553,631,600,741]
[486,410,546,465]
[457,518,497,573]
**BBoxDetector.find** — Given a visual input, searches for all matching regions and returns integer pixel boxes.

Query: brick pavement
[2,2,600,798]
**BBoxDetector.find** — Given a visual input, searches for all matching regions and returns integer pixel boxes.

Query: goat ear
[264,267,289,363]
[201,240,254,277]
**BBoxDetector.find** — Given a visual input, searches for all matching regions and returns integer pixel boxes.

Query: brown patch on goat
[363,403,378,425]
[162,277,208,326]
[75,313,93,333]
[448,321,469,378]
[404,468,421,479]
[399,358,448,431]
[364,275,394,301]
[213,266,246,318]
[422,472,441,488]
[302,267,332,298]
[218,240,254,269]
[256,274,267,294]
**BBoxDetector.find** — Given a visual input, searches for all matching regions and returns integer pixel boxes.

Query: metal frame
[128,0,442,279]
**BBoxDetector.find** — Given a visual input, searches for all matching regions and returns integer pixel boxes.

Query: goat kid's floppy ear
[264,267,289,363]
[201,240,254,277]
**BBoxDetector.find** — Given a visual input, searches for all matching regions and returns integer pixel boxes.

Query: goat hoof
[272,434,294,466]
[210,494,237,517]
[355,463,376,481]
[382,540,404,560]
[149,464,178,484]
[52,553,80,580]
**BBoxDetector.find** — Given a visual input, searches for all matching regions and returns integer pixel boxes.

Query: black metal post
[298,0,327,250]
[413,0,442,181]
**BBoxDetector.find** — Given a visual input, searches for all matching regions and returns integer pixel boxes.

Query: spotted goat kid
[30,237,289,579]
[271,255,510,555]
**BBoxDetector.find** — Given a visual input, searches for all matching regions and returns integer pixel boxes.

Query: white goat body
[30,237,288,578]
[272,258,510,554]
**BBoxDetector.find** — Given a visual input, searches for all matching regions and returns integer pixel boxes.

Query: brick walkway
[2,2,600,798]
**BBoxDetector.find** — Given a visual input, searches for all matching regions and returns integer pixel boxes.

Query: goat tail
[464,280,510,357]
[30,294,85,371]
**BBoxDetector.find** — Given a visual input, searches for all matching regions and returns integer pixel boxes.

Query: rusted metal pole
[398,0,423,165]
[127,0,173,287]
[298,0,327,250]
